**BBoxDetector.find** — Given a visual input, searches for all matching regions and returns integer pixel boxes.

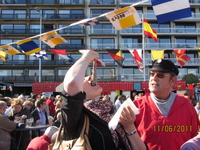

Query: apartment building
[0,0,199,95]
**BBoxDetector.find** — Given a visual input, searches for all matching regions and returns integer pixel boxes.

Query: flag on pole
[79,19,100,26]
[151,50,164,61]
[0,45,20,55]
[16,39,42,55]
[40,31,68,48]
[106,49,125,67]
[0,51,7,61]
[31,50,48,60]
[106,6,141,30]
[151,0,192,23]
[144,19,158,42]
[50,49,74,62]
[128,49,144,72]
[196,47,200,56]
[177,54,191,67]
[110,70,115,76]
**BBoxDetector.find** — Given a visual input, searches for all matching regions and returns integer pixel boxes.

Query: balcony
[89,0,115,5]
[0,13,85,20]
[89,44,115,50]
[120,43,200,50]
[0,75,64,82]
[120,28,200,35]
[89,29,116,35]
[1,60,74,66]
[1,0,84,4]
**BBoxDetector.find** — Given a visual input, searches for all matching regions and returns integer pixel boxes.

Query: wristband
[126,129,137,136]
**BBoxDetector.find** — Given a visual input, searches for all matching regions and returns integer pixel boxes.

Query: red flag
[177,54,191,67]
[128,49,143,72]
[174,49,186,57]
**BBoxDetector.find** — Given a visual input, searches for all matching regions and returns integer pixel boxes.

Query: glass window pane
[42,70,54,75]
[58,69,67,75]
[0,70,11,76]
[29,70,38,76]
[13,70,24,76]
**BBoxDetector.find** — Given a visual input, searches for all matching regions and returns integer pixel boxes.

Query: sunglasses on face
[149,72,172,78]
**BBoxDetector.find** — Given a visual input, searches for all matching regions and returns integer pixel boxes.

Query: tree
[182,73,199,84]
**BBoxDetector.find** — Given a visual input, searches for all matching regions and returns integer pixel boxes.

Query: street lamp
[35,7,42,82]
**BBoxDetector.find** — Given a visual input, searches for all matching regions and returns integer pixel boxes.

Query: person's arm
[63,50,98,96]
[120,106,147,150]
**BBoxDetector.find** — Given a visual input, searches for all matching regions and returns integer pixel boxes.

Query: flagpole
[142,14,146,81]
[35,7,42,82]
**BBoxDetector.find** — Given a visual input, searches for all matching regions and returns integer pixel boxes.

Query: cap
[151,59,179,76]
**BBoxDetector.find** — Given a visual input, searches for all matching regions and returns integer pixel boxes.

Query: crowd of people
[1,50,200,150]
[0,92,62,150]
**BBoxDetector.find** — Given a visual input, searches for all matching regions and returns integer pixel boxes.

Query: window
[90,0,114,4]
[58,24,83,34]
[1,9,26,19]
[90,9,113,17]
[58,39,84,49]
[121,24,142,33]
[96,68,115,77]
[30,9,55,19]
[0,70,11,76]
[174,23,196,33]
[30,24,43,34]
[58,0,82,4]
[58,69,68,75]
[29,70,54,76]
[1,24,26,34]
[151,23,170,33]
[91,24,114,34]
[122,38,141,48]
[59,9,84,19]
[90,38,115,49]
[13,70,24,76]
[175,38,196,48]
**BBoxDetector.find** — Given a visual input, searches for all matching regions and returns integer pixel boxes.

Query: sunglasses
[149,72,172,78]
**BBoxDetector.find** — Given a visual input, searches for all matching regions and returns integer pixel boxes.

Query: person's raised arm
[120,106,147,150]
[63,50,99,96]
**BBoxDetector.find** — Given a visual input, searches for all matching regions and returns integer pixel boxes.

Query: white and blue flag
[151,0,192,23]
[31,50,48,60]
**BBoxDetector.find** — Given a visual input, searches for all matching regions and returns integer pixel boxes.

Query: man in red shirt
[46,94,56,117]
[134,59,199,150]
[26,126,58,150]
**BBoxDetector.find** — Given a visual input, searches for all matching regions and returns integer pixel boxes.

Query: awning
[0,82,13,86]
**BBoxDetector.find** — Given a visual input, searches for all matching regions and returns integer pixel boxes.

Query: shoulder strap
[53,114,89,149]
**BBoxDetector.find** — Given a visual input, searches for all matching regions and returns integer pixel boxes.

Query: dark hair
[35,98,46,108]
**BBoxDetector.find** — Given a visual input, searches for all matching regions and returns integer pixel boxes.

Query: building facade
[0,0,200,95]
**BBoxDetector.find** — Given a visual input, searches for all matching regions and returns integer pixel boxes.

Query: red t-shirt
[134,93,199,150]
[46,99,55,116]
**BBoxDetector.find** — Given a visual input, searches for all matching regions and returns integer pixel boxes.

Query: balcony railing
[1,60,74,66]
[0,75,65,82]
[90,29,116,34]
[1,0,84,4]
[0,28,84,35]
[121,28,200,34]
[89,44,115,50]
[0,13,85,20]
[1,58,200,68]
[120,43,200,49]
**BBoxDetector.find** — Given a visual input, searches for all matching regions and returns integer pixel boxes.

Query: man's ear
[170,76,177,87]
